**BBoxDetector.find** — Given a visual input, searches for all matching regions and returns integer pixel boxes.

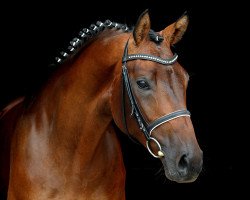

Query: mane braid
[53,20,130,66]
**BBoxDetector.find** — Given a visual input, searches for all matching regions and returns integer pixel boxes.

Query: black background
[0,0,234,199]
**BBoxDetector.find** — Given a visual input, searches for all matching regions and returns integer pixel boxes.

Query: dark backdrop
[0,0,233,199]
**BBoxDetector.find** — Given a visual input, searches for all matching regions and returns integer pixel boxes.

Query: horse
[0,10,203,200]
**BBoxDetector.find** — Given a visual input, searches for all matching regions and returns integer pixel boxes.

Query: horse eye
[136,80,150,90]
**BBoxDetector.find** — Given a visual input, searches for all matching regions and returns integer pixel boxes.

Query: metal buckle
[146,137,164,158]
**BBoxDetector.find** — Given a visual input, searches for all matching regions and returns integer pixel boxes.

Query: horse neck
[28,31,128,168]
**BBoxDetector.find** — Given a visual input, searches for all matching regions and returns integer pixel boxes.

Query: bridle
[121,40,191,158]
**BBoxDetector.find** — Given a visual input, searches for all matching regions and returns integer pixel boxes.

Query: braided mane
[53,20,130,65]
[53,19,164,66]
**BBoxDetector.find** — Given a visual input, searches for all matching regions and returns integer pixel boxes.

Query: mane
[21,20,133,108]
[52,20,130,66]
[52,20,164,66]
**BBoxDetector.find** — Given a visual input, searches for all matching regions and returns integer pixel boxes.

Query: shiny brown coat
[0,11,202,200]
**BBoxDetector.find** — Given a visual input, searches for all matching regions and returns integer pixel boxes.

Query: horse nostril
[178,154,189,172]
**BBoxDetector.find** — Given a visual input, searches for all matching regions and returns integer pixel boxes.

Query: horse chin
[161,161,199,183]
[165,171,199,183]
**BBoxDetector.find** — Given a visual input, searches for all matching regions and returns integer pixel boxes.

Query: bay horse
[0,10,203,199]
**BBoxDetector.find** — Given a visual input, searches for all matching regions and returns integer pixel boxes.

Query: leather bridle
[121,40,191,158]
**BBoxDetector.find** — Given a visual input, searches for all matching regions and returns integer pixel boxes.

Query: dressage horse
[0,10,203,199]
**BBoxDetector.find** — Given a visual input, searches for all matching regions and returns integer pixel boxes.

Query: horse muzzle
[161,147,203,183]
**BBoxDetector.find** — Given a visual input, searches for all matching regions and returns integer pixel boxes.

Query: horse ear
[133,9,151,45]
[163,14,189,45]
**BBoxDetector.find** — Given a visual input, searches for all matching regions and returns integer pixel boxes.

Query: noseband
[121,40,191,158]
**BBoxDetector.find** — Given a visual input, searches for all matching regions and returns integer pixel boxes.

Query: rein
[121,40,191,158]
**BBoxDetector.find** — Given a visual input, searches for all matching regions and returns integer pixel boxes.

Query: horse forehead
[152,42,173,56]
[133,60,176,75]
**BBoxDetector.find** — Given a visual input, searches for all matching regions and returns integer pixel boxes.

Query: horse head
[111,10,203,183]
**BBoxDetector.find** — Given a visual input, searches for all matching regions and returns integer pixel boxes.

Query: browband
[122,53,178,65]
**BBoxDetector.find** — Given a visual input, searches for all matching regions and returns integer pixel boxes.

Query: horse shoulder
[0,97,25,195]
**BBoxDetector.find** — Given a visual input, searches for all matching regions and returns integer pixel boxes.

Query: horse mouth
[164,168,200,183]
[161,157,202,183]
